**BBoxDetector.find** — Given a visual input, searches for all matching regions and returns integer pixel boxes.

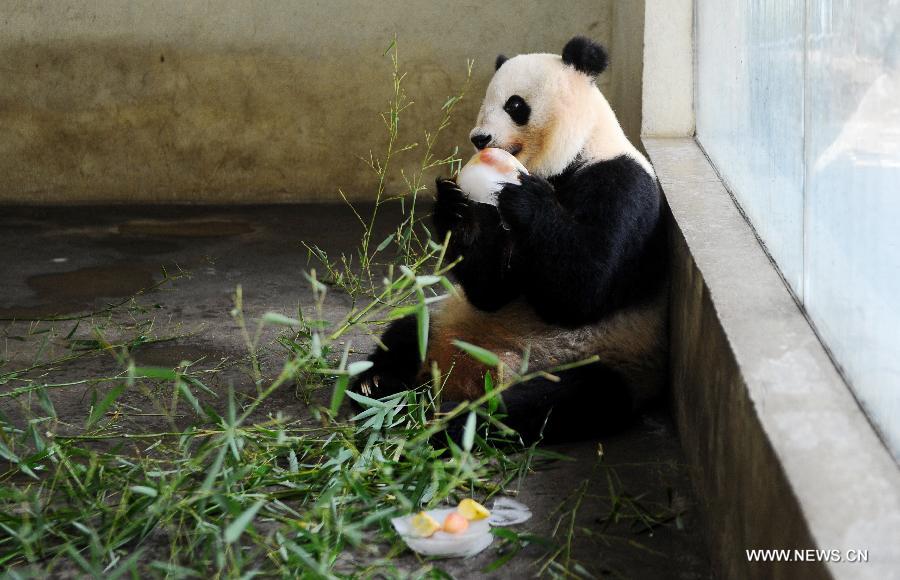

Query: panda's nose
[471,134,492,150]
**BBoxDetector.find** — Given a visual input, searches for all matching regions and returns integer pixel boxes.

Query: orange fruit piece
[442,512,470,534]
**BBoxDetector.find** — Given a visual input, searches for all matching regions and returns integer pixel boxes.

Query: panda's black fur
[436,158,664,327]
[351,37,667,444]
[561,35,609,76]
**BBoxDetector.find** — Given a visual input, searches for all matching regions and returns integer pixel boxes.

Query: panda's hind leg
[350,315,422,403]
[442,361,635,444]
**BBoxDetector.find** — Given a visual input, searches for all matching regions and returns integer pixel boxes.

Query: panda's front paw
[349,369,408,409]
[433,177,476,244]
[498,173,555,231]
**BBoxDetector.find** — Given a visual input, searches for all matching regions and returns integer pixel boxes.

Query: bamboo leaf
[462,411,477,452]
[86,383,126,427]
[132,366,178,380]
[414,275,441,286]
[330,375,350,415]
[346,390,389,408]
[416,304,429,362]
[485,371,499,415]
[453,340,500,367]
[376,234,394,252]
[347,361,373,376]
[262,312,301,327]
[130,485,158,498]
[224,500,265,543]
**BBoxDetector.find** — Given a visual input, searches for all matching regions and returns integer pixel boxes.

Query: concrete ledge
[644,137,900,580]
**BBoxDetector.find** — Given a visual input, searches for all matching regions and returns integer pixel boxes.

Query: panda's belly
[425,290,667,402]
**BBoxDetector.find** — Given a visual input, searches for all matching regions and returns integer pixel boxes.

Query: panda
[352,36,667,443]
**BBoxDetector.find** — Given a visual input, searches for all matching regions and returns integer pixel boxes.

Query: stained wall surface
[0,1,643,203]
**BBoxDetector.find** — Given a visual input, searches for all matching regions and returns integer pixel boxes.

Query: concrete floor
[0,205,711,578]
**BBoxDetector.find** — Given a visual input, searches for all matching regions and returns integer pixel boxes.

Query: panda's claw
[498,177,554,229]
[359,374,379,397]
[433,175,475,240]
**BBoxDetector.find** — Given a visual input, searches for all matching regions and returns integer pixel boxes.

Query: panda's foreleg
[350,315,422,402]
[440,361,635,444]
[433,178,520,311]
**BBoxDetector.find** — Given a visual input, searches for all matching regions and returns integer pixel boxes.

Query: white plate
[391,498,532,558]
[391,508,493,558]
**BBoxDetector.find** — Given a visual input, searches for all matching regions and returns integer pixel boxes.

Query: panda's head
[470,37,635,178]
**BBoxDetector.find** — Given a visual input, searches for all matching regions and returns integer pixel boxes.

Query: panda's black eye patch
[503,95,531,126]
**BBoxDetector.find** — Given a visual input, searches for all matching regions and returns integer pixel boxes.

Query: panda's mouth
[503,143,523,157]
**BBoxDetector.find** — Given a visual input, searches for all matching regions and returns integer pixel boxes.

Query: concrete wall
[0,1,644,204]
[641,0,693,137]
[608,0,646,149]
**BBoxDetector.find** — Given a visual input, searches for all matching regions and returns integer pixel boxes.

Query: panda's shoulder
[575,154,655,187]
[559,154,658,205]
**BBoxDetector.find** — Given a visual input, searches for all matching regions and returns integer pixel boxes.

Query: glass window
[696,0,900,457]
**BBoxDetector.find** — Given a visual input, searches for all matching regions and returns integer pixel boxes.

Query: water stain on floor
[28,264,156,303]
[132,343,229,367]
[118,219,253,238]
[0,264,157,319]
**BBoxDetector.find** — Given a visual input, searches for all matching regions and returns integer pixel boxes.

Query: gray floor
[0,205,711,578]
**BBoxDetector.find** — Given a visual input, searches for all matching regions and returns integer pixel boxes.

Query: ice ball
[456,148,528,206]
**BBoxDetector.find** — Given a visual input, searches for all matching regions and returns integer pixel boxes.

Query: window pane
[696,0,806,295]
[805,1,900,455]
[696,0,900,457]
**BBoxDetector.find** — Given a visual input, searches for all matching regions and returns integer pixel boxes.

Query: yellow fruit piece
[409,511,441,537]
[442,512,469,534]
[457,498,490,521]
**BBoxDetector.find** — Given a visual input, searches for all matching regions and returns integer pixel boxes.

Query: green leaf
[0,441,19,463]
[347,361,374,376]
[345,389,388,408]
[178,380,204,416]
[184,375,218,397]
[262,312,301,327]
[519,344,531,374]
[130,485,158,498]
[224,500,265,543]
[416,301,429,362]
[388,304,421,319]
[106,548,147,580]
[86,383,126,427]
[462,411,476,452]
[415,275,442,286]
[330,375,350,415]
[133,366,178,380]
[200,445,227,495]
[149,561,200,577]
[453,340,500,367]
[484,371,499,415]
[311,332,322,358]
[376,233,394,252]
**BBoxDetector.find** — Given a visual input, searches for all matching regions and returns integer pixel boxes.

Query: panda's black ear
[495,54,509,71]
[562,36,608,76]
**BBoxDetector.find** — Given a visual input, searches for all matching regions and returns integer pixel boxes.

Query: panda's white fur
[470,53,655,178]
